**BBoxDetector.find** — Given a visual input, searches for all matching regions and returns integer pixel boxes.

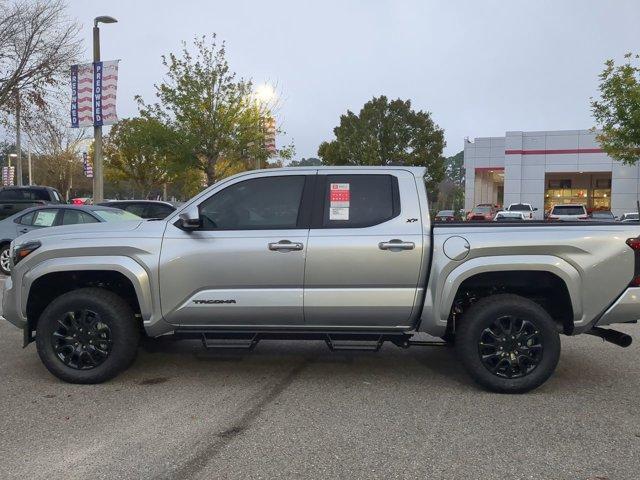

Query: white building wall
[464,129,640,218]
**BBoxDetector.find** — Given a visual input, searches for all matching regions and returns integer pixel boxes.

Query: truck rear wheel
[35,288,140,384]
[455,294,560,393]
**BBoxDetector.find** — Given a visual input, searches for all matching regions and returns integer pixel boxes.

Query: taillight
[626,238,640,250]
[548,215,559,221]
[626,238,640,286]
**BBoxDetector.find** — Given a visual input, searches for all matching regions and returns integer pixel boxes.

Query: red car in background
[466,203,500,221]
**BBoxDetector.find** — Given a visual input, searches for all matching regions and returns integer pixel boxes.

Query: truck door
[303,170,424,328]
[159,171,314,327]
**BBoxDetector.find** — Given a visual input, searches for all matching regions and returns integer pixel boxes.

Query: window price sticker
[329,183,350,220]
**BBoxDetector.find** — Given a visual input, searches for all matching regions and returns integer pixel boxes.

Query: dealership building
[463,129,640,219]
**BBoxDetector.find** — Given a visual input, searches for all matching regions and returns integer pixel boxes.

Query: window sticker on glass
[329,183,350,220]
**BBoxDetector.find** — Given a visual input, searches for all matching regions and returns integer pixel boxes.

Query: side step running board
[201,333,259,350]
[325,334,384,352]
[171,329,450,351]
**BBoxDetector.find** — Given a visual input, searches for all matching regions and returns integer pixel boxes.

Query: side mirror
[534,207,539,211]
[177,206,201,231]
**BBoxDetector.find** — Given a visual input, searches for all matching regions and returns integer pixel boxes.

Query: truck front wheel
[455,294,560,393]
[35,288,140,384]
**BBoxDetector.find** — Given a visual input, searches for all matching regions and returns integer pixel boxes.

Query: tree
[137,35,292,185]
[10,91,91,198]
[289,157,322,167]
[318,96,446,192]
[0,0,81,111]
[103,117,189,199]
[444,150,464,188]
[592,53,640,164]
[436,151,465,216]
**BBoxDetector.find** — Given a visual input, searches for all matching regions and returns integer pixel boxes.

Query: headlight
[13,241,41,266]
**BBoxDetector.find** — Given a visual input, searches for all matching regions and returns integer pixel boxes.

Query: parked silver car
[0,205,140,274]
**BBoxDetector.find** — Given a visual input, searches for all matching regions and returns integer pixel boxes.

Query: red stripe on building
[505,148,603,155]
[475,167,505,172]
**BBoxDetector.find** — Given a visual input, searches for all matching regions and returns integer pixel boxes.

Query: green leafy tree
[436,151,465,217]
[137,35,292,185]
[318,96,446,192]
[444,150,464,188]
[289,157,322,167]
[592,53,640,164]
[103,117,188,199]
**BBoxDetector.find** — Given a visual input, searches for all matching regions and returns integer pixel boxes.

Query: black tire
[0,244,11,275]
[455,294,560,393]
[36,287,140,384]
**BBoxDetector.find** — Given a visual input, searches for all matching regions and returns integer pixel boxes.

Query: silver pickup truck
[3,167,640,392]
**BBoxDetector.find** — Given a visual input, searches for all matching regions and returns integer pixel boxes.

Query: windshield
[508,204,532,211]
[552,206,585,215]
[92,209,141,222]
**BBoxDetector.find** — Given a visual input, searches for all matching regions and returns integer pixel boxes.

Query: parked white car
[547,204,588,221]
[506,203,537,220]
[494,211,527,222]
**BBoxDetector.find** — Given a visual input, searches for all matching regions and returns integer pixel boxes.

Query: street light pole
[15,89,22,186]
[92,15,117,203]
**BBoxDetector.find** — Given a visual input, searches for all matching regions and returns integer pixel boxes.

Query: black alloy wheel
[478,315,543,378]
[52,309,113,370]
[455,294,561,393]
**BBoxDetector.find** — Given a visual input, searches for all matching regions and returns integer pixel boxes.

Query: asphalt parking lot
[0,277,639,480]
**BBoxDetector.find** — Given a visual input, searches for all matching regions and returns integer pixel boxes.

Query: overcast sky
[65,0,640,158]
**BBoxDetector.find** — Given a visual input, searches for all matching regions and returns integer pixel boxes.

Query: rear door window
[319,175,399,228]
[32,209,59,227]
[62,209,99,225]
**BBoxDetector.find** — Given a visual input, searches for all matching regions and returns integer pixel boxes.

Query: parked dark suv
[0,186,65,221]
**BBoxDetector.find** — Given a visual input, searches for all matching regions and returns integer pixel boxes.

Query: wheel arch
[419,255,582,336]
[23,256,154,331]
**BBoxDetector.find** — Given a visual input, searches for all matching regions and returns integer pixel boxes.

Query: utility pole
[27,149,32,185]
[15,89,22,186]
[92,15,117,202]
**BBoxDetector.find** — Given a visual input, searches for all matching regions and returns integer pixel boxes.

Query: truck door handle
[379,239,415,251]
[268,240,304,251]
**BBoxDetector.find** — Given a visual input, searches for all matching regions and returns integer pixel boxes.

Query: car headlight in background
[12,241,41,266]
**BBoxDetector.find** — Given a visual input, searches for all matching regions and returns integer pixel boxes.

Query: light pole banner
[70,60,118,128]
[100,60,119,126]
[70,62,94,128]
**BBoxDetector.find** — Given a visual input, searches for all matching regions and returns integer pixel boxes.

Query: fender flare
[22,256,154,323]
[419,255,582,336]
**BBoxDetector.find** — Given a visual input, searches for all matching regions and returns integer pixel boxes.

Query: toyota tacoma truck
[2,167,640,392]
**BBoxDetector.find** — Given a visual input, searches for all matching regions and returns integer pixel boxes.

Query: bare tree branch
[0,0,81,110]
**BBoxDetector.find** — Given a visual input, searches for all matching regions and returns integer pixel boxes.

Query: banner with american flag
[71,60,119,128]
[82,152,93,178]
